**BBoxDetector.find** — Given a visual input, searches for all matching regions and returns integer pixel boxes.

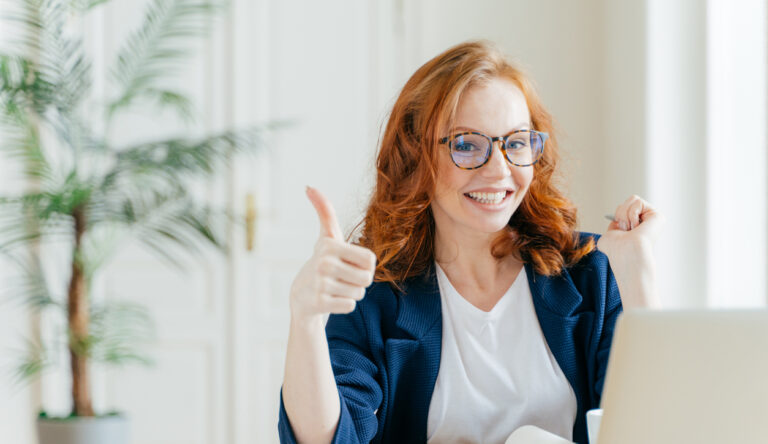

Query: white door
[226,1,408,442]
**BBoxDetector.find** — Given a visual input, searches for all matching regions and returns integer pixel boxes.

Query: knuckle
[318,257,336,275]
[319,238,333,254]
[320,277,333,293]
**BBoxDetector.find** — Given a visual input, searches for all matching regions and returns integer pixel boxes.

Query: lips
[464,186,515,194]
[464,189,514,199]
[463,189,514,206]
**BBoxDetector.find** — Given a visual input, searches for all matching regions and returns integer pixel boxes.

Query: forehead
[453,77,530,134]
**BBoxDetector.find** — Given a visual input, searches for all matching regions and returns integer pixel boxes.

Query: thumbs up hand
[289,186,377,324]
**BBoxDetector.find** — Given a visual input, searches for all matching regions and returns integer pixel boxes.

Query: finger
[331,242,377,270]
[615,195,642,231]
[639,206,661,223]
[632,205,664,238]
[319,277,366,300]
[614,202,630,231]
[316,238,375,271]
[626,199,646,230]
[318,257,374,287]
[323,295,357,314]
[306,186,343,240]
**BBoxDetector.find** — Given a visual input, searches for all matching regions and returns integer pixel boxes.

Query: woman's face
[431,77,534,238]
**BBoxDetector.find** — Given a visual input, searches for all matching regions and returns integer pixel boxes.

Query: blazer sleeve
[593,258,623,401]
[278,304,384,444]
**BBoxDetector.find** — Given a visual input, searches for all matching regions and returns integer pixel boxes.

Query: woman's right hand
[289,186,377,324]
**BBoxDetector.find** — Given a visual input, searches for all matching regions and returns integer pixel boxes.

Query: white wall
[705,0,767,307]
[644,0,709,309]
[641,0,768,308]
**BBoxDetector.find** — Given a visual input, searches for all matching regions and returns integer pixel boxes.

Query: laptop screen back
[598,309,768,444]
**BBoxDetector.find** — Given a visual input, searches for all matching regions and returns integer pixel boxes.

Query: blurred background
[0,0,766,443]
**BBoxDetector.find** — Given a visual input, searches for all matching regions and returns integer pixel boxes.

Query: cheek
[516,167,534,190]
[435,158,466,198]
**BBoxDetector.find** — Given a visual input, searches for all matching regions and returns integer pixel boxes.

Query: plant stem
[67,205,94,416]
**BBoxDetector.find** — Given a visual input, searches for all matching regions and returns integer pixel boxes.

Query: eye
[453,141,481,152]
[506,138,529,151]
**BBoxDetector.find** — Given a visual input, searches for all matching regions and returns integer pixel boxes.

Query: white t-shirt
[426,262,577,444]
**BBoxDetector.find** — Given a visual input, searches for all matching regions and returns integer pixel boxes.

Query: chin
[466,215,514,234]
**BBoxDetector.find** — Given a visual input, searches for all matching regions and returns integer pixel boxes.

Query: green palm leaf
[2,1,93,114]
[108,0,221,121]
[5,335,53,388]
[106,126,264,187]
[86,300,155,366]
[0,250,60,313]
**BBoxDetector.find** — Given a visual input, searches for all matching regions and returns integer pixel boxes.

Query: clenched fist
[289,186,377,324]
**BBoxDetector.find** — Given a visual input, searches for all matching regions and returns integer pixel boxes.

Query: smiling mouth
[464,190,513,205]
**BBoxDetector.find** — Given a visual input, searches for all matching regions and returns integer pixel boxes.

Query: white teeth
[467,191,506,204]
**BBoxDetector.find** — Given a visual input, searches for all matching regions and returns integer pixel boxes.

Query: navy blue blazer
[278,232,622,444]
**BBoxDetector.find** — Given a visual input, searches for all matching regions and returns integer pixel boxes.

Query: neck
[433,224,519,289]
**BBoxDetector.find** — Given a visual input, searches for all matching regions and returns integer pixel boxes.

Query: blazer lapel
[384,264,442,441]
[394,263,442,339]
[525,262,592,423]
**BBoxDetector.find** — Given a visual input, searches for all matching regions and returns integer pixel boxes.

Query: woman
[279,40,663,444]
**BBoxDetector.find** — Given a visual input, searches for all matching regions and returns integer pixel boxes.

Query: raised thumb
[306,186,344,240]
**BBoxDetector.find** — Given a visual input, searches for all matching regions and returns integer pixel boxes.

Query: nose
[480,140,512,179]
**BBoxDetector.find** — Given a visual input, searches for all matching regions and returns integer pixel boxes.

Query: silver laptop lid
[598,309,768,444]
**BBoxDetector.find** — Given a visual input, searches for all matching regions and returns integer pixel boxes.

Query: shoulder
[326,279,400,339]
[564,231,621,312]
[342,267,440,341]
[567,231,610,274]
[360,280,400,313]
[357,265,436,313]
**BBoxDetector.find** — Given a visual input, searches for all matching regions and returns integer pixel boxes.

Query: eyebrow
[450,122,532,134]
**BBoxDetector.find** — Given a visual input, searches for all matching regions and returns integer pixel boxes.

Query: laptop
[596,309,768,444]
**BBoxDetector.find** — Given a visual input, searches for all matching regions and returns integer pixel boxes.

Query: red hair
[353,40,595,285]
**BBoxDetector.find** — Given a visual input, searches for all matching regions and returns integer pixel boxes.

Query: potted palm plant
[0,0,266,443]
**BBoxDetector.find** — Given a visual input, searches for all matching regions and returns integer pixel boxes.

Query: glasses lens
[505,131,543,166]
[450,133,490,168]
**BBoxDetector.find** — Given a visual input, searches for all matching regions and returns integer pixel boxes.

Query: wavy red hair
[353,40,595,286]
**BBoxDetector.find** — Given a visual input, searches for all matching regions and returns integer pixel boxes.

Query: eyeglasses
[439,130,548,169]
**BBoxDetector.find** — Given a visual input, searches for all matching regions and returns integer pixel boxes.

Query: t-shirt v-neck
[439,264,525,321]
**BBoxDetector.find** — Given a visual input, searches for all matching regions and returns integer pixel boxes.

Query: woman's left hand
[597,195,664,259]
[597,195,665,309]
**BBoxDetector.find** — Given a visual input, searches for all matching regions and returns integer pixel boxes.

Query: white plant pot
[36,414,130,444]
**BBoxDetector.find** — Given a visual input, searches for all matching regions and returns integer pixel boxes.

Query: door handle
[245,193,257,251]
